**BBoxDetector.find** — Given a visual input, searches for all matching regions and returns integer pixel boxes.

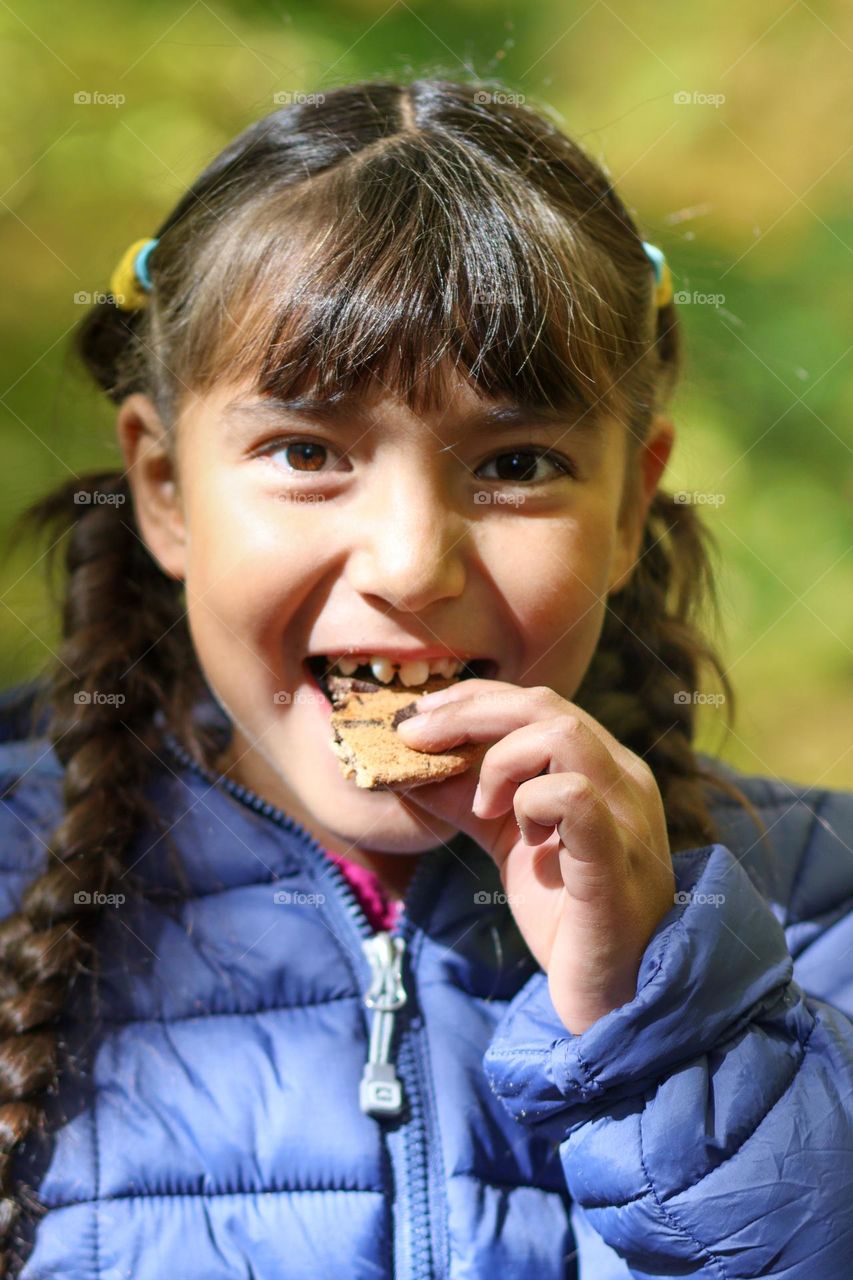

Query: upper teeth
[325,655,467,685]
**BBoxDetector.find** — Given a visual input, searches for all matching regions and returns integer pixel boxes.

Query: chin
[305,779,460,854]
[230,705,461,854]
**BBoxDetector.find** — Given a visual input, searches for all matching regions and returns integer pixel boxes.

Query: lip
[303,663,334,720]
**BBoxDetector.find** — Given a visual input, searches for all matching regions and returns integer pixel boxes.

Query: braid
[0,472,213,1275]
[575,487,770,854]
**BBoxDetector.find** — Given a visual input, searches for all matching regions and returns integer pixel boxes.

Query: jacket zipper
[159,730,444,1280]
[360,930,408,1116]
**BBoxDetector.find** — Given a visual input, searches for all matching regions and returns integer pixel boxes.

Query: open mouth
[305,655,497,704]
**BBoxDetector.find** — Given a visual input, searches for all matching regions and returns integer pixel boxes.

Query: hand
[394,680,676,1035]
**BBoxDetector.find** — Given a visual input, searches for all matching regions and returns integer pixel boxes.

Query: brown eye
[281,443,326,471]
[262,438,341,473]
[478,448,576,484]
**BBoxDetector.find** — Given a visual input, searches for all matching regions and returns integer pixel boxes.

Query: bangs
[174,132,647,421]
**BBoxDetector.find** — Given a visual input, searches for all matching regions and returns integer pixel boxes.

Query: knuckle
[556,712,585,739]
[632,756,656,786]
[540,712,584,744]
[531,684,561,709]
[563,772,596,806]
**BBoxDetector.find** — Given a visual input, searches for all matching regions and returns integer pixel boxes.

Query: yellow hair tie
[641,241,673,309]
[655,259,674,308]
[109,237,158,311]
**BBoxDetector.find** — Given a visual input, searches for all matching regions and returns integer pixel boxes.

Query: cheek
[483,507,617,688]
[181,474,316,676]
[490,503,616,612]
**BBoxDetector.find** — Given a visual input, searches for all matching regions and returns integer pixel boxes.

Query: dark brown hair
[0,77,767,1272]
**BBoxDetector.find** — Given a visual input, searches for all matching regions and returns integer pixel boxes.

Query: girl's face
[119,364,672,856]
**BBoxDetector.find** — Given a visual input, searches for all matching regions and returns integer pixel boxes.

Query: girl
[1,77,851,1279]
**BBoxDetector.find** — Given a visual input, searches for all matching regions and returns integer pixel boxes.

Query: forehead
[223,392,602,437]
[195,367,608,443]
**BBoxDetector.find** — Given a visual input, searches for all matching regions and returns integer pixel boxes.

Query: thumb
[392,759,502,854]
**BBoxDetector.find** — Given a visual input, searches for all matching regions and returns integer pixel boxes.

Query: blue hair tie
[641,241,664,283]
[641,240,673,308]
[134,238,159,291]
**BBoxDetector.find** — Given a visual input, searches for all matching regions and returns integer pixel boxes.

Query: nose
[345,470,467,612]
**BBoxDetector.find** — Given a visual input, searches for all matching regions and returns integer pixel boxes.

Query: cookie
[328,675,485,790]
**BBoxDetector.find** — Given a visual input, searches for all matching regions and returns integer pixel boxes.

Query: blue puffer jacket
[1,681,852,1279]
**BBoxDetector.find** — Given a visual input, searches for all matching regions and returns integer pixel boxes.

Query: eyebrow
[223,394,601,444]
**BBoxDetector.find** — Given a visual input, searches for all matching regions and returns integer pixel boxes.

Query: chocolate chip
[326,674,384,705]
[391,701,420,728]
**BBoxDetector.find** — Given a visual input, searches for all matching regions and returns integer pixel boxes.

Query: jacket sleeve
[483,794,853,1280]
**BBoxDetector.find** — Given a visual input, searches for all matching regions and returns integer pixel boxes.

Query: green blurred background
[1,0,851,787]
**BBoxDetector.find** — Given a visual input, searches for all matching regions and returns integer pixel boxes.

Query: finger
[397,679,631,769]
[514,772,628,897]
[395,679,561,749]
[393,763,497,851]
[473,714,631,826]
[408,677,523,713]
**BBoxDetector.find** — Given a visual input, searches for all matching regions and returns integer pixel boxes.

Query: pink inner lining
[324,849,404,932]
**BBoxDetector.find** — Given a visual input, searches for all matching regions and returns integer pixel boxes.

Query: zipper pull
[359,931,408,1117]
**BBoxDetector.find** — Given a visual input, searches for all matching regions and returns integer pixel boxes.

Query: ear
[115,393,187,582]
[607,414,675,596]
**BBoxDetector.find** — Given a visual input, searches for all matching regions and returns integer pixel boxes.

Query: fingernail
[397,710,430,731]
[416,688,454,710]
[472,782,483,812]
